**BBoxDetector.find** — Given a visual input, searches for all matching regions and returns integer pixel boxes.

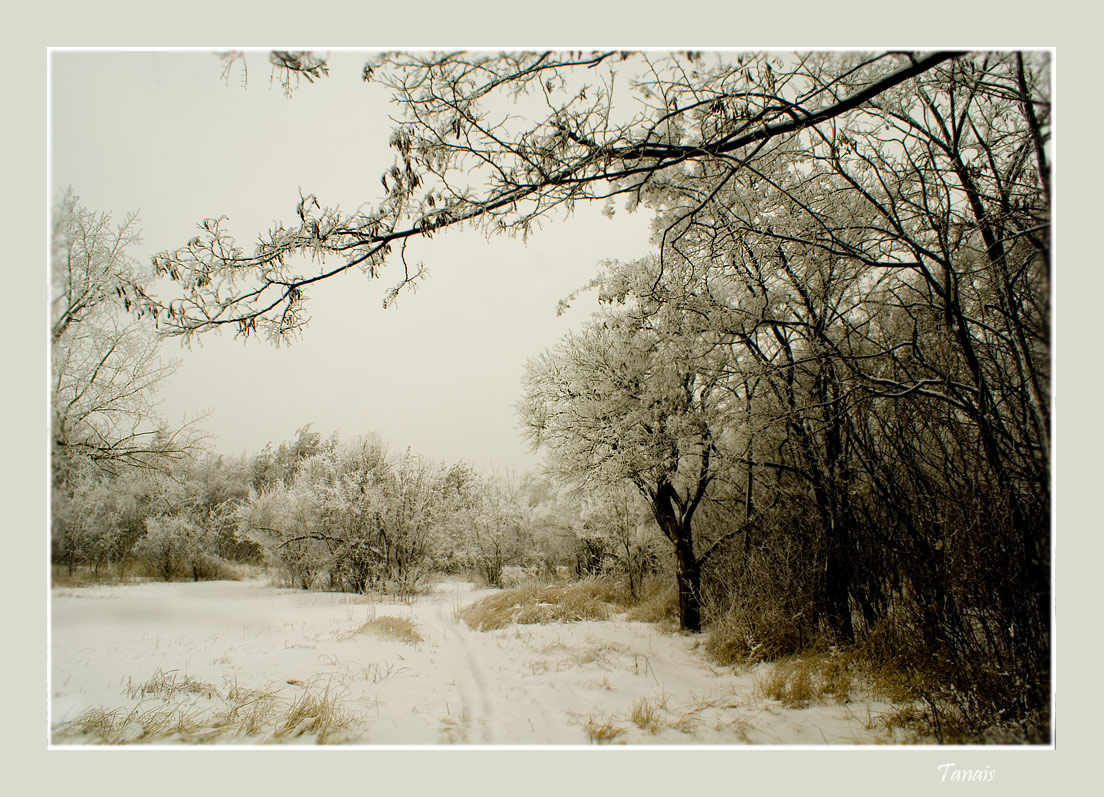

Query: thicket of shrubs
[52,445,261,585]
[51,425,583,594]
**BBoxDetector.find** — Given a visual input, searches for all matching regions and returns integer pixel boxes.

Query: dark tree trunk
[673,529,702,632]
[823,534,854,644]
[649,480,704,633]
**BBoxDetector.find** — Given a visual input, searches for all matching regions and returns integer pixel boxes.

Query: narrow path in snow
[429,588,565,744]
[436,604,497,743]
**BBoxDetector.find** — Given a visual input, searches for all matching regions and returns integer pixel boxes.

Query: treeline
[51,425,670,598]
[243,429,552,597]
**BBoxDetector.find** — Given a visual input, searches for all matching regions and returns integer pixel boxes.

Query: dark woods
[510,52,1050,742]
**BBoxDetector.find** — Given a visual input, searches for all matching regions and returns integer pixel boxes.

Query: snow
[50,578,905,746]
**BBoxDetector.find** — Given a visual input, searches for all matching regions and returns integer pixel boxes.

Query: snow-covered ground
[50,578,906,745]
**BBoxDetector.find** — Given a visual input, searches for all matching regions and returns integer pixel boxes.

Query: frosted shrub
[135,515,208,581]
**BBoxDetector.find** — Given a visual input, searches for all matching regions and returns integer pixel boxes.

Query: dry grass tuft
[572,641,626,667]
[439,712,468,744]
[586,675,615,691]
[877,703,932,737]
[53,678,362,745]
[354,615,423,644]
[576,713,627,744]
[272,685,355,744]
[460,575,683,635]
[55,703,205,745]
[712,712,756,742]
[703,609,815,666]
[756,650,863,708]
[668,711,701,735]
[215,682,281,738]
[126,669,219,701]
[626,692,735,738]
[459,578,628,631]
[533,639,633,674]
[629,695,668,733]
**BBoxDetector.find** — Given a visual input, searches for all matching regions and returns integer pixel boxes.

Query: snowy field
[50,579,907,746]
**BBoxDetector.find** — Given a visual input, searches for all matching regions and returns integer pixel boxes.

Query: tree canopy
[136,51,989,343]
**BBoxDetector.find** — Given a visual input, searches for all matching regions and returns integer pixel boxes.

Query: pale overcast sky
[49,50,654,473]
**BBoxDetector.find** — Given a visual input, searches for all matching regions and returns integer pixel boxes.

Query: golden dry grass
[126,669,220,701]
[629,695,668,733]
[56,704,203,744]
[624,578,679,629]
[53,678,362,745]
[575,713,627,744]
[625,691,742,738]
[747,638,998,743]
[272,686,354,743]
[459,578,630,631]
[756,651,861,708]
[354,615,423,644]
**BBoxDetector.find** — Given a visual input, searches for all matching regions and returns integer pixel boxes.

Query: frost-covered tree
[616,52,1051,672]
[51,189,197,480]
[249,424,329,492]
[443,471,531,588]
[134,514,207,581]
[575,482,660,599]
[51,191,208,579]
[520,257,735,631]
[51,463,156,575]
[241,436,447,596]
[136,50,963,342]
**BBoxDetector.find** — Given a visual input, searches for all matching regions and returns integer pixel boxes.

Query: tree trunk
[649,483,703,633]
[673,529,702,633]
[824,534,854,644]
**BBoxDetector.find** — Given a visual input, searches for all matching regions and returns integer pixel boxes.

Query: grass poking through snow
[126,669,220,701]
[53,676,363,745]
[353,615,423,644]
[625,691,744,738]
[573,712,627,744]
[459,578,629,631]
[629,695,668,734]
[756,651,860,708]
